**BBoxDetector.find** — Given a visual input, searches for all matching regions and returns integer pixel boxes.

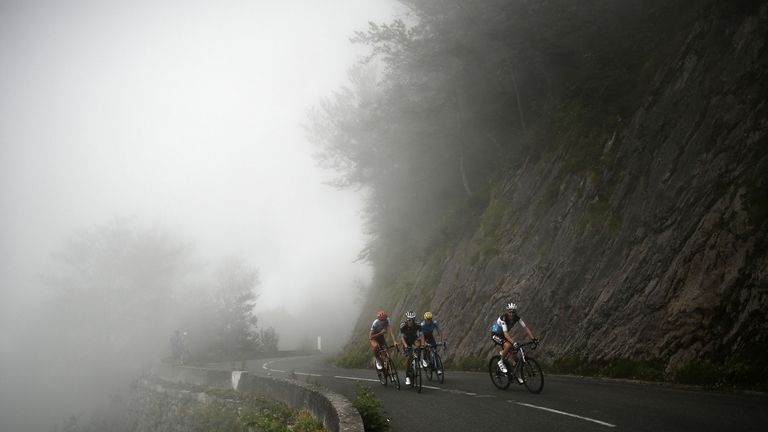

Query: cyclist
[420,311,444,371]
[490,302,537,376]
[369,310,397,370]
[399,310,422,386]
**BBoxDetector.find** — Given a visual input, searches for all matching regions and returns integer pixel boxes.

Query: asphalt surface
[241,354,768,432]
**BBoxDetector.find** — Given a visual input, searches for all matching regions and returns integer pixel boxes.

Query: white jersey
[493,314,526,334]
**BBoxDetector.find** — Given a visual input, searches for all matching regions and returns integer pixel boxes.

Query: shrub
[352,381,389,432]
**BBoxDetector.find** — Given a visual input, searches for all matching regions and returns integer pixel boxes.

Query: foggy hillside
[314,0,768,388]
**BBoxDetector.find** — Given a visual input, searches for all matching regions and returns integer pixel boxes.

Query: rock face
[379,3,767,378]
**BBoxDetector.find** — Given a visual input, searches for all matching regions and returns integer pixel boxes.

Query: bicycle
[488,340,543,393]
[404,346,423,393]
[423,341,446,384]
[374,345,401,389]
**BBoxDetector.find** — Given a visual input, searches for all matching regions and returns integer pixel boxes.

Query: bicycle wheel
[521,357,544,394]
[415,358,422,393]
[434,351,444,384]
[389,358,401,389]
[425,350,434,381]
[488,355,511,390]
[377,366,387,386]
[408,359,416,389]
[376,355,388,386]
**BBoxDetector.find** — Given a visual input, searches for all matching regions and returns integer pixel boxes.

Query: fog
[0,1,400,430]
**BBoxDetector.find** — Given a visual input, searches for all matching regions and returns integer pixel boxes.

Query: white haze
[0,1,400,430]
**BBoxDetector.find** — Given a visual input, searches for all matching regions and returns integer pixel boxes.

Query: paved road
[242,354,767,432]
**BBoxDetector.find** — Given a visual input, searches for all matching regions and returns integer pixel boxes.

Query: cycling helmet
[377,311,388,320]
[506,302,518,312]
[405,310,416,320]
[424,311,433,320]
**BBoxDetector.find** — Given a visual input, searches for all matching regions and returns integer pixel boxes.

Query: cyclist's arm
[389,327,398,346]
[520,323,535,340]
[370,327,385,340]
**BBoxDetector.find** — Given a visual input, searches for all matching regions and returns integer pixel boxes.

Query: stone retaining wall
[150,361,363,432]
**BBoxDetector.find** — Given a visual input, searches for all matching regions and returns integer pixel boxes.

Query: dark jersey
[400,321,421,339]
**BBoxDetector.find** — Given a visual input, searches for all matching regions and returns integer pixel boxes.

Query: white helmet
[405,310,416,320]
[505,302,518,312]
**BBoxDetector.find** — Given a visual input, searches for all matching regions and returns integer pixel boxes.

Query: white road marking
[262,360,286,373]
[334,375,380,383]
[512,401,616,428]
[295,372,323,377]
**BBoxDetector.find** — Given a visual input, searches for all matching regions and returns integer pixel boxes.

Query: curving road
[241,354,767,432]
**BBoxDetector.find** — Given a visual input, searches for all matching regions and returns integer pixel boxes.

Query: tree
[210,257,260,358]
[260,327,279,352]
[42,218,195,368]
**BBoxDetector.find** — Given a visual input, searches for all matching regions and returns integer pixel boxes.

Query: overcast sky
[0,0,401,328]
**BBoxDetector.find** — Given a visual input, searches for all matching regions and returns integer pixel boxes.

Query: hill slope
[343,1,767,388]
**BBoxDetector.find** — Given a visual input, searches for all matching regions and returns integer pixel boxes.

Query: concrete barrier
[150,361,363,432]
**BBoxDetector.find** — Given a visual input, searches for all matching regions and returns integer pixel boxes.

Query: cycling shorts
[403,335,418,347]
[372,334,387,349]
[491,332,509,346]
[424,334,437,346]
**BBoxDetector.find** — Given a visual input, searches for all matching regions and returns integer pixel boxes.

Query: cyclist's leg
[491,333,508,357]
[371,336,385,367]
[424,334,436,366]
[491,333,510,372]
[501,337,514,360]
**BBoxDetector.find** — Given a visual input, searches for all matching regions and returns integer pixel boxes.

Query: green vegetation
[549,350,768,390]
[450,355,487,372]
[188,390,327,432]
[550,353,663,381]
[476,194,506,259]
[352,381,390,432]
[334,340,373,369]
[604,358,664,381]
[244,403,325,432]
[676,350,768,391]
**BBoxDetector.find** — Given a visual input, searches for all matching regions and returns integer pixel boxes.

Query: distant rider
[369,311,397,370]
[490,302,537,375]
[400,310,422,386]
[420,311,444,371]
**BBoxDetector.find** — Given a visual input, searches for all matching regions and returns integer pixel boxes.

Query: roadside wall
[150,361,363,432]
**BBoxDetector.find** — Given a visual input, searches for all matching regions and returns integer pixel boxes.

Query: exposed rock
[396,2,768,378]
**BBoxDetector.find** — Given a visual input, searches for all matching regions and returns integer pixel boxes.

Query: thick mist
[0,1,402,430]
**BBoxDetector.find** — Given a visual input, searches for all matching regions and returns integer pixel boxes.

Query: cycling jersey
[370,318,390,333]
[491,313,526,335]
[420,319,442,335]
[400,321,421,346]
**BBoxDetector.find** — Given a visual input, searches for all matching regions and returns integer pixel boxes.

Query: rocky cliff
[360,2,767,386]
